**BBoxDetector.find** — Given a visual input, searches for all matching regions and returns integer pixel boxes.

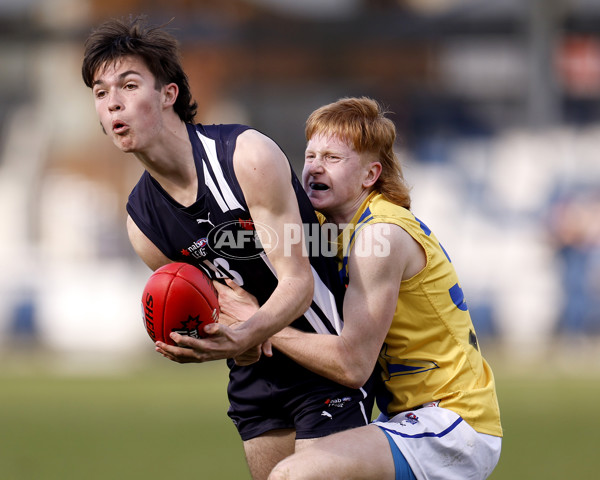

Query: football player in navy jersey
[82,16,374,480]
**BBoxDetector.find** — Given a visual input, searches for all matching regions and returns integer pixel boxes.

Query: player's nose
[306,156,325,174]
[108,91,123,111]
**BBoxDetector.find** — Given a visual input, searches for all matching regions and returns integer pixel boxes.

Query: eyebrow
[92,69,142,87]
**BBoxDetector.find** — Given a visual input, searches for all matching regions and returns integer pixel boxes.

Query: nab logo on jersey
[182,238,209,259]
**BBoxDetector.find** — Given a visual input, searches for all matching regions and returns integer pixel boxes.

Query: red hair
[305,97,411,209]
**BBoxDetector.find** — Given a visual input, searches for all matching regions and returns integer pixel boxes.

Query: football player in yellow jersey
[216,97,502,480]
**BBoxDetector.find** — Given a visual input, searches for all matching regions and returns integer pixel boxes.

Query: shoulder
[188,123,252,158]
[192,122,250,141]
[235,129,282,157]
[233,129,290,181]
[346,223,407,291]
[352,216,426,281]
[367,194,412,220]
[354,222,415,258]
[365,194,428,240]
[349,194,415,246]
[129,169,152,192]
[127,170,154,212]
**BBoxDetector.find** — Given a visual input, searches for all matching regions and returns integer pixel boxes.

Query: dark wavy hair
[82,15,197,123]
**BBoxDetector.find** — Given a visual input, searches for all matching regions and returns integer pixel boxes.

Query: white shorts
[373,405,501,480]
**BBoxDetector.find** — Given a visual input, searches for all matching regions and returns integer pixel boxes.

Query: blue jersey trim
[413,216,431,236]
[379,415,464,439]
[449,283,468,311]
[341,207,373,283]
[387,362,440,376]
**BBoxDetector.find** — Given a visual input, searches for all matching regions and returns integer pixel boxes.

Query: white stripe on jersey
[358,386,369,424]
[303,308,331,334]
[196,131,245,213]
[203,162,229,212]
[306,266,343,334]
[258,253,343,335]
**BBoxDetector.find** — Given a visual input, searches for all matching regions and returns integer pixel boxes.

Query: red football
[141,263,219,345]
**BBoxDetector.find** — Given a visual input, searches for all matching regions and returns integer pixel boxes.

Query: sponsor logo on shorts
[405,413,419,425]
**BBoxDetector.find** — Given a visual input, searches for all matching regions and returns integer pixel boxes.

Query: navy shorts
[226,351,376,441]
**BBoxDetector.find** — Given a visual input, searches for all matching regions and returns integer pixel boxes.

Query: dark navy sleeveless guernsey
[127,123,375,440]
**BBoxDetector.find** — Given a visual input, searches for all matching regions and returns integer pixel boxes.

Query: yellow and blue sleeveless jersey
[334,192,502,437]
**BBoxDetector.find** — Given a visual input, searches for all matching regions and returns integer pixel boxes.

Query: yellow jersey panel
[337,193,502,437]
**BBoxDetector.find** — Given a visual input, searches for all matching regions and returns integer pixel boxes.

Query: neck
[323,190,375,228]
[135,120,198,207]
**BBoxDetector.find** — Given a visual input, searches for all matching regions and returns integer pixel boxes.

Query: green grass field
[1,352,599,480]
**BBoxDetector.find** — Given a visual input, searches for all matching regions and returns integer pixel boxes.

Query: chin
[113,137,136,153]
[308,196,329,212]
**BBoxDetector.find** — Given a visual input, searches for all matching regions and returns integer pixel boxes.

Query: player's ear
[363,161,382,188]
[162,82,179,108]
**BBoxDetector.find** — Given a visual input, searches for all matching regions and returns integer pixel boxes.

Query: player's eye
[94,89,107,99]
[124,83,137,90]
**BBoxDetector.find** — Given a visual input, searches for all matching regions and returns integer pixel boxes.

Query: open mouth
[112,121,128,134]
[310,182,329,191]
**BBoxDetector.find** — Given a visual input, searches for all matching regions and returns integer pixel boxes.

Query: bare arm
[225,129,314,344]
[157,129,313,361]
[272,223,415,388]
[127,215,172,271]
[216,223,426,388]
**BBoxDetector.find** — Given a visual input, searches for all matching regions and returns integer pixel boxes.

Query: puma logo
[196,213,214,227]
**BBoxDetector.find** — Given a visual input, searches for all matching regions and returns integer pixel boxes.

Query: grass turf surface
[1,358,249,480]
[1,355,599,480]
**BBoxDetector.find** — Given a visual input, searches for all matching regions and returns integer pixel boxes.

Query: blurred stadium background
[1,0,600,478]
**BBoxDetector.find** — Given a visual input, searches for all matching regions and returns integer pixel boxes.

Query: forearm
[271,327,374,389]
[235,274,313,350]
[231,129,315,352]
